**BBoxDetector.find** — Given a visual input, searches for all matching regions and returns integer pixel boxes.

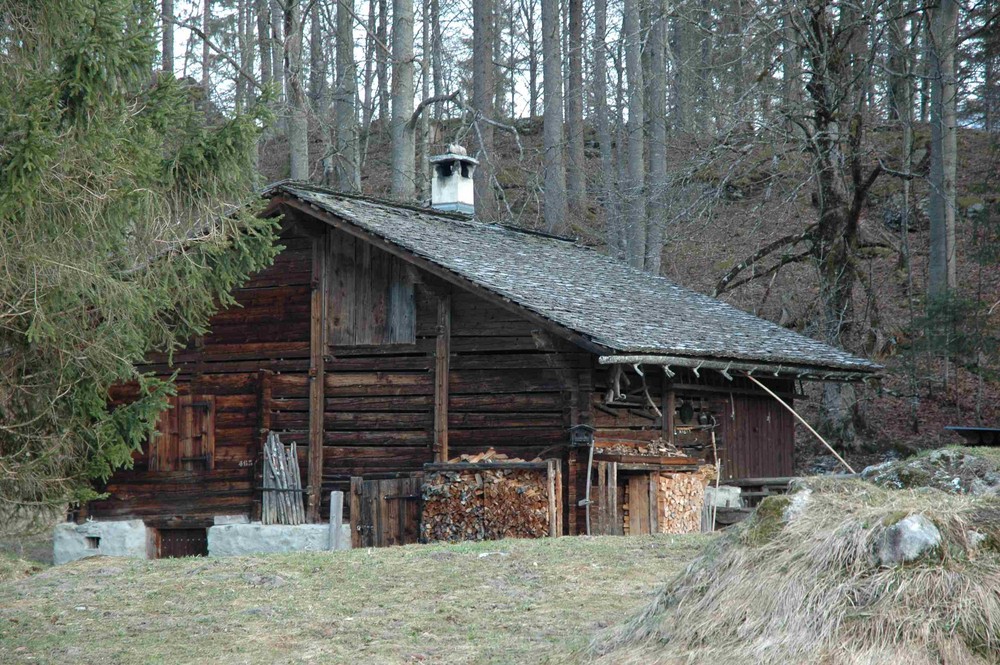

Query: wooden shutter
[149,395,215,472]
[327,231,416,347]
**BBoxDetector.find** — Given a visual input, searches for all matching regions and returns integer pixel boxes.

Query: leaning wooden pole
[742,373,856,474]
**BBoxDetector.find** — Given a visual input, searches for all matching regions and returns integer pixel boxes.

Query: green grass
[0,534,712,665]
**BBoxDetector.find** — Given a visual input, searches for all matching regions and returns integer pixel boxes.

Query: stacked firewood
[261,431,305,525]
[421,450,551,542]
[656,465,716,534]
[600,437,686,457]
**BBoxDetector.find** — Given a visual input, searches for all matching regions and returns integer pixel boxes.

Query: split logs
[421,450,560,542]
[656,465,716,534]
[262,432,306,525]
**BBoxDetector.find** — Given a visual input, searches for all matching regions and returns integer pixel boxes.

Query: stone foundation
[206,523,351,557]
[53,520,150,565]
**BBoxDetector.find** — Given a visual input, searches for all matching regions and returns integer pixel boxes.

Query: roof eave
[596,354,881,382]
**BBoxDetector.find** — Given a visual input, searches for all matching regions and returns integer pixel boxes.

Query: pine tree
[0,0,279,519]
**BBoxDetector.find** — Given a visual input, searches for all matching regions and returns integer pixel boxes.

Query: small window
[149,395,216,472]
[84,536,100,550]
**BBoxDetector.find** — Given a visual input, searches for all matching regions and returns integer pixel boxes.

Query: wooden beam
[269,196,611,356]
[433,293,451,463]
[663,378,675,446]
[307,234,327,523]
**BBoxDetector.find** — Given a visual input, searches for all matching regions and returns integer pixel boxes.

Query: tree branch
[170,16,261,91]
[713,226,815,296]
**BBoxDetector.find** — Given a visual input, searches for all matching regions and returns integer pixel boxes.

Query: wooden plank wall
[94,225,315,527]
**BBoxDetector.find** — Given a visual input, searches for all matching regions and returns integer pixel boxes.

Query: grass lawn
[0,534,711,665]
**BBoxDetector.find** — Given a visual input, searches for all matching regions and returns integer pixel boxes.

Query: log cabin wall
[261,226,588,522]
[93,224,316,527]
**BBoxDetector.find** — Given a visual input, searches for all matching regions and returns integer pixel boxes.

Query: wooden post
[546,459,560,537]
[329,491,344,550]
[349,477,362,548]
[433,293,451,462]
[662,375,675,445]
[307,234,328,523]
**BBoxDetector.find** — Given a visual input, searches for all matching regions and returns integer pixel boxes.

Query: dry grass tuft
[590,478,1000,665]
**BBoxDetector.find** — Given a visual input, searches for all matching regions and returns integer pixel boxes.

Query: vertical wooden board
[627,475,650,535]
[433,294,451,462]
[354,240,373,344]
[350,477,362,548]
[608,463,621,536]
[328,232,357,346]
[368,247,388,346]
[547,460,558,537]
[384,479,399,546]
[178,395,194,471]
[387,258,416,344]
[199,395,216,470]
[649,471,659,533]
[595,461,607,535]
[308,235,327,523]
[404,476,422,544]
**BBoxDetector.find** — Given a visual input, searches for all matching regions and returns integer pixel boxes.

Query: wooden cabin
[77,172,879,554]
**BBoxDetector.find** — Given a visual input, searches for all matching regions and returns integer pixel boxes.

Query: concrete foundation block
[207,523,352,557]
[53,520,150,565]
[704,485,743,508]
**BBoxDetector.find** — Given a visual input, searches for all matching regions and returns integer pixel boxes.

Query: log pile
[421,449,554,542]
[261,431,305,525]
[656,465,716,534]
[598,437,686,457]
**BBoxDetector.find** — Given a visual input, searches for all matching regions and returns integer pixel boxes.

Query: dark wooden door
[626,474,657,535]
[350,475,423,548]
[156,528,208,558]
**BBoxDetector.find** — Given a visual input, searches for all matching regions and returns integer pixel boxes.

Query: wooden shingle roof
[267,182,881,376]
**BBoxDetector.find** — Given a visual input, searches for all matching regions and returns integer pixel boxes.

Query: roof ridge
[269,180,581,244]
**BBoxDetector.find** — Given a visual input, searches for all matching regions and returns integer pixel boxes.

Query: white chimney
[430,144,478,215]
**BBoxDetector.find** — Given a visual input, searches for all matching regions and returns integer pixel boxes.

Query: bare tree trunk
[541,0,567,233]
[285,0,309,180]
[271,0,286,134]
[256,0,272,87]
[431,0,443,118]
[646,0,668,274]
[335,0,361,192]
[670,18,684,130]
[236,0,252,110]
[623,0,646,268]
[523,0,538,117]
[418,0,431,197]
[781,14,802,117]
[162,0,174,73]
[202,0,212,91]
[390,0,416,199]
[565,0,585,210]
[594,0,619,257]
[377,0,390,125]
[308,2,326,110]
[474,0,496,218]
[928,0,958,297]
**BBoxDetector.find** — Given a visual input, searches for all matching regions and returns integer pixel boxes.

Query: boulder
[877,514,941,566]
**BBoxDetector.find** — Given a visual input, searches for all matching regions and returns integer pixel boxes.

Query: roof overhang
[597,354,881,383]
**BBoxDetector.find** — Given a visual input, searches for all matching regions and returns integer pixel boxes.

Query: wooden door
[350,475,423,548]
[591,462,624,536]
[155,528,208,558]
[625,474,658,535]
